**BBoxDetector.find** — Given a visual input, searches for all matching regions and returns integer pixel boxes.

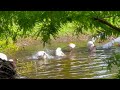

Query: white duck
[29,51,54,60]
[87,37,96,52]
[55,47,66,57]
[0,53,8,61]
[102,37,120,49]
[0,53,16,68]
[69,43,76,49]
[68,43,76,55]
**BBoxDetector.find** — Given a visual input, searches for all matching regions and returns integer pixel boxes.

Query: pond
[11,41,119,79]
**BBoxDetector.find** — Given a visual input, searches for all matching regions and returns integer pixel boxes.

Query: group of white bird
[1,34,120,79]
[1,36,120,65]
[28,40,97,60]
[27,43,76,60]
[26,36,101,60]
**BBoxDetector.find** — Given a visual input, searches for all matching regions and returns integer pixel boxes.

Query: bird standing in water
[28,50,54,60]
[68,43,76,55]
[36,51,48,60]
[87,41,96,51]
[87,37,96,53]
[69,43,76,49]
[55,47,66,57]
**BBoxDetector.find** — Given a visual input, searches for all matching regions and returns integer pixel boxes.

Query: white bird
[68,43,76,56]
[30,51,54,60]
[0,53,16,69]
[35,51,48,60]
[69,43,76,49]
[87,41,95,51]
[55,47,66,57]
[102,42,114,49]
[0,53,8,61]
[102,37,118,49]
[87,37,96,52]
[0,53,16,62]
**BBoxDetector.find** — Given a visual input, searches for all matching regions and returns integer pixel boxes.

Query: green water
[10,42,118,79]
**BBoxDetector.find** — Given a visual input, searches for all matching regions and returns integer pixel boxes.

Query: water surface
[13,44,119,79]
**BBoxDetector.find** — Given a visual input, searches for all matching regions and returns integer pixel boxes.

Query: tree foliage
[0,11,120,46]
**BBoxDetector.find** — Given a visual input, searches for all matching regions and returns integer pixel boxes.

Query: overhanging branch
[93,17,120,32]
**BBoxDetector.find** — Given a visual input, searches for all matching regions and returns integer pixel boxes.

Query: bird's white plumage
[55,47,66,56]
[87,41,94,47]
[8,59,14,62]
[101,37,120,49]
[35,51,48,60]
[36,51,46,56]
[69,43,76,48]
[0,53,8,61]
[87,41,95,51]
[31,51,54,60]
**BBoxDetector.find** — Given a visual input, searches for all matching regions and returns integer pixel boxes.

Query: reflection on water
[13,46,119,79]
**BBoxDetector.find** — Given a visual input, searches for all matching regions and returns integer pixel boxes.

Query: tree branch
[93,17,120,32]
